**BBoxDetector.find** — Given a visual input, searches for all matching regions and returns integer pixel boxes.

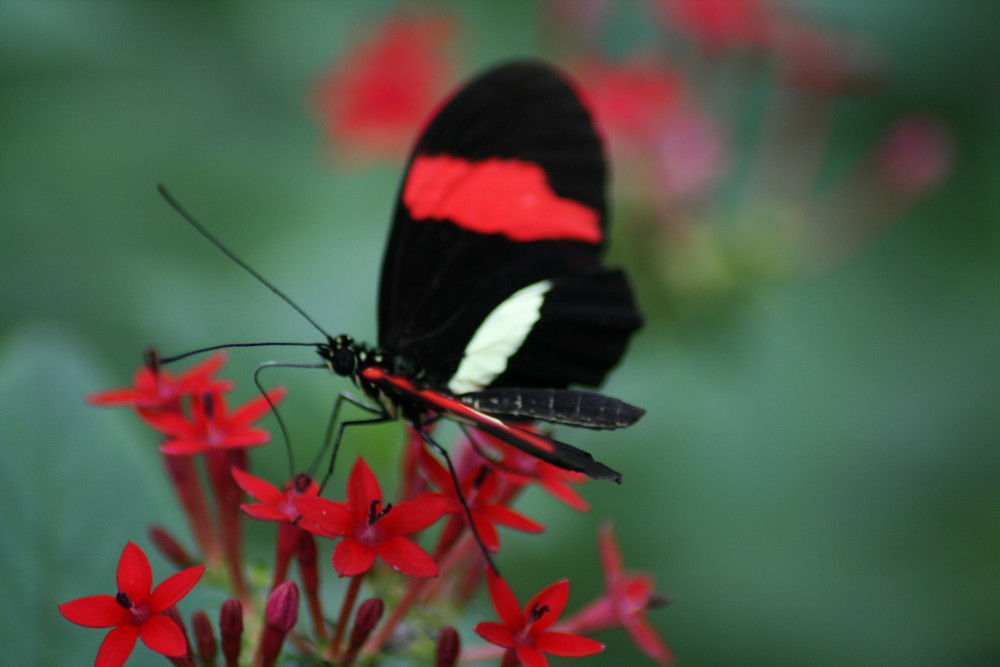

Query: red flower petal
[218,428,271,448]
[149,564,205,613]
[295,496,352,536]
[58,595,127,628]
[159,439,212,456]
[487,572,523,629]
[473,621,515,647]
[378,493,449,534]
[418,449,454,491]
[241,504,287,522]
[142,412,191,436]
[525,580,570,633]
[231,467,284,505]
[377,535,438,578]
[539,477,590,512]
[230,387,286,425]
[139,614,188,657]
[472,514,501,552]
[177,352,228,390]
[85,387,143,405]
[481,504,545,534]
[347,458,382,520]
[116,542,152,601]
[95,624,140,667]
[598,523,625,580]
[625,616,675,666]
[535,631,604,657]
[515,645,549,667]
[332,538,377,577]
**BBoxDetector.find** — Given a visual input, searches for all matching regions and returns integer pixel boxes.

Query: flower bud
[191,610,217,663]
[149,525,195,568]
[436,626,460,667]
[259,582,299,667]
[219,598,243,666]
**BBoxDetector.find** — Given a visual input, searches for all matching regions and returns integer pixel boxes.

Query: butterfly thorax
[318,334,428,419]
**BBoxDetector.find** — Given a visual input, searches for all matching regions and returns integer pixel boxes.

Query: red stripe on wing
[403,155,602,243]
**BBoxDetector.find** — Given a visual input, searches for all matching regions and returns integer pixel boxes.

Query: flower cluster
[63,353,671,666]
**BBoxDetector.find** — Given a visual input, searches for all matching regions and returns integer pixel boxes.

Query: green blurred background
[2,1,998,665]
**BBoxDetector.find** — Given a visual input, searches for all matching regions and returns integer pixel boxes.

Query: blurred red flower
[315,15,453,160]
[657,0,773,54]
[561,525,673,665]
[149,386,286,456]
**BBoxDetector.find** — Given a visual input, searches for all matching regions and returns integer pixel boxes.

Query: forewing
[378,61,611,388]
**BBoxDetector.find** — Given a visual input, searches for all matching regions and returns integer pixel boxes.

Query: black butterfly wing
[378,60,642,394]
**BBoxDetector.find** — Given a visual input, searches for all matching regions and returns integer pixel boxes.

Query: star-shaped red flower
[563,524,674,665]
[58,542,205,667]
[232,468,320,523]
[87,352,232,417]
[420,449,544,552]
[295,457,448,578]
[147,386,286,456]
[474,572,603,667]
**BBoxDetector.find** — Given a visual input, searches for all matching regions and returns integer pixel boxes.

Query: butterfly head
[320,334,360,377]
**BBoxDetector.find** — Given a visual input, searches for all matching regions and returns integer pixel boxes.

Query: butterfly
[314,60,644,483]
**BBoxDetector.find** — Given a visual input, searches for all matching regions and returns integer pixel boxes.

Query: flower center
[528,602,550,624]
[117,591,151,626]
[368,499,392,524]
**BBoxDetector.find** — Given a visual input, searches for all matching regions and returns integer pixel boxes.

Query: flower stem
[206,450,249,606]
[163,454,220,564]
[327,573,364,661]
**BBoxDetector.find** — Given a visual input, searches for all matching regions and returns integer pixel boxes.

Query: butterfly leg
[316,392,394,490]
[413,424,500,575]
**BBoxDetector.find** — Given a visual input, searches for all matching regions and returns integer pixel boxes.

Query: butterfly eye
[331,347,356,376]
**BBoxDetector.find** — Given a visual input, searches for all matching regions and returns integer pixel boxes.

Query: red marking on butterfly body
[403,154,602,243]
[359,366,557,454]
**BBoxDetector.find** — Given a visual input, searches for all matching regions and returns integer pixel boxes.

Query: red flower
[315,15,453,159]
[574,57,683,153]
[87,352,232,417]
[657,0,773,54]
[148,386,286,456]
[420,449,544,552]
[295,457,448,578]
[475,572,603,667]
[560,525,673,665]
[232,468,320,523]
[488,438,591,513]
[58,542,205,667]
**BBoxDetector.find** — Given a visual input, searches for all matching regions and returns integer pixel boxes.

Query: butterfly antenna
[157,184,333,341]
